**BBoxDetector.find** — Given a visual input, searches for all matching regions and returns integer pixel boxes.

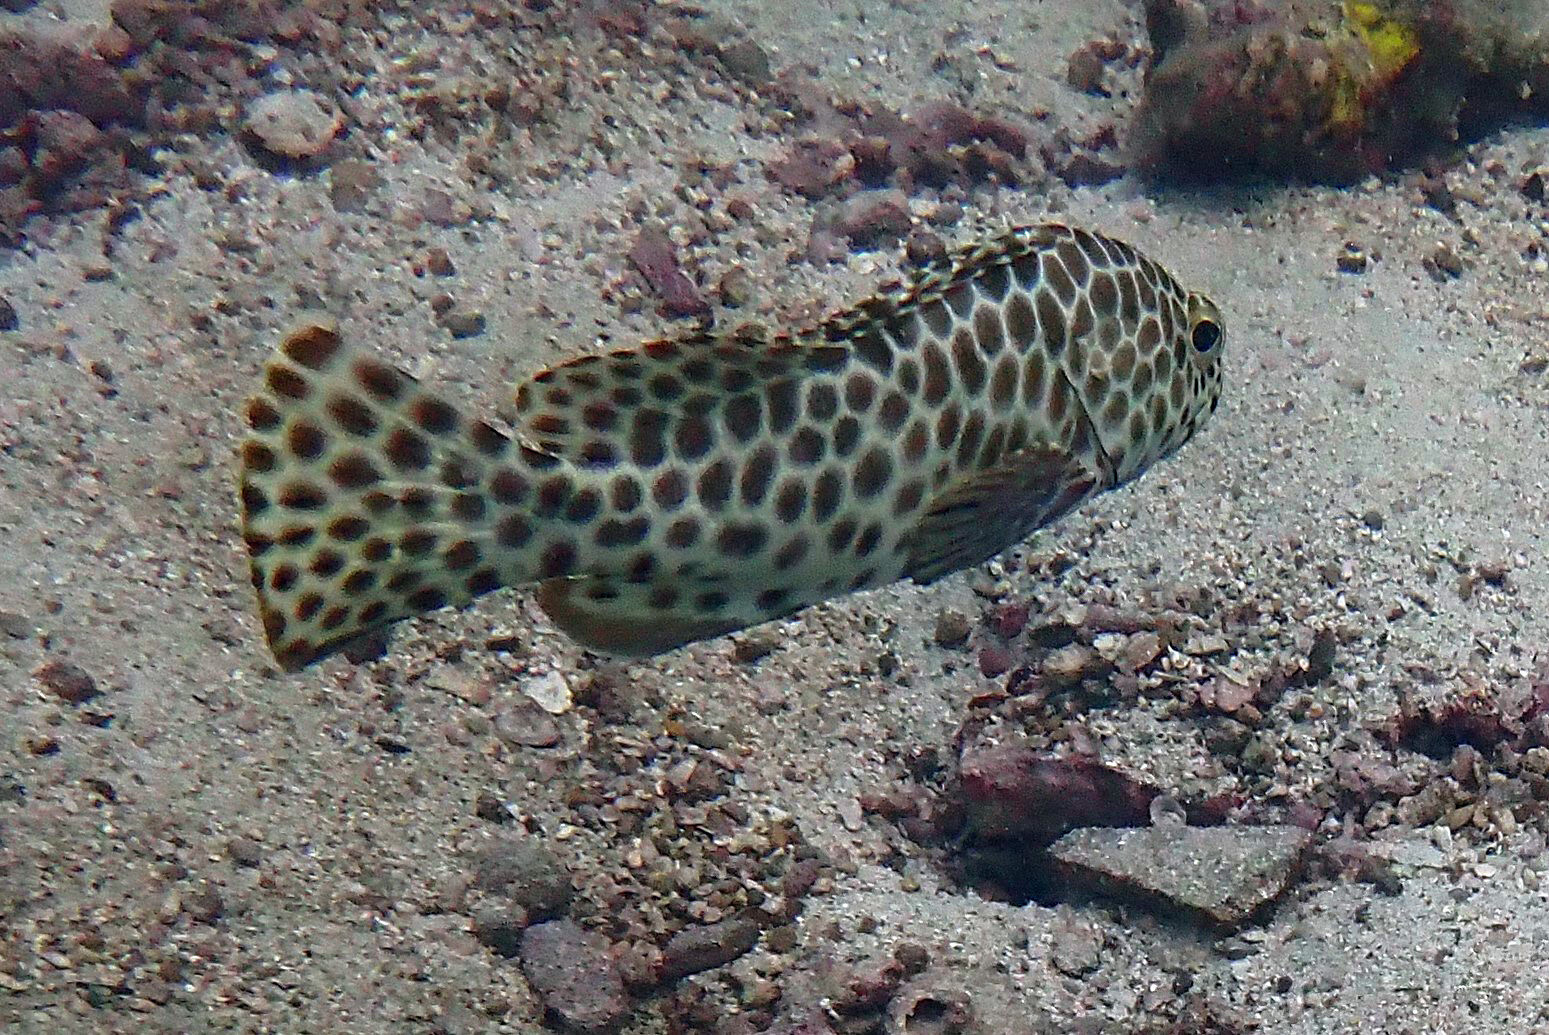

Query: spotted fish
[239,223,1225,671]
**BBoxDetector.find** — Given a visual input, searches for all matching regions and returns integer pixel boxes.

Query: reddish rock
[825,954,905,1016]
[970,113,1029,159]
[1056,151,1125,187]
[1384,665,1549,759]
[1067,42,1109,94]
[628,226,711,319]
[993,602,1030,639]
[0,25,140,130]
[767,138,854,198]
[904,228,946,267]
[781,858,820,899]
[957,742,1158,843]
[836,188,911,249]
[848,135,895,186]
[977,644,1013,678]
[27,110,109,189]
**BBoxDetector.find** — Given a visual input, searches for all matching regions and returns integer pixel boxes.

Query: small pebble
[438,305,486,338]
[1336,242,1368,274]
[1475,559,1510,586]
[474,790,514,823]
[1050,912,1104,976]
[1426,243,1465,280]
[629,226,711,318]
[1056,151,1125,187]
[0,295,16,331]
[472,839,572,920]
[25,735,59,756]
[764,925,798,954]
[523,669,573,714]
[226,836,262,867]
[718,266,755,308]
[329,160,381,211]
[731,630,779,663]
[926,201,963,227]
[716,39,772,85]
[837,189,912,249]
[181,885,224,924]
[494,701,562,748]
[425,247,455,276]
[34,659,100,705]
[243,89,342,160]
[977,645,1013,678]
[1066,43,1107,95]
[933,610,971,649]
[472,904,529,957]
[1042,643,1098,687]
[905,228,947,267]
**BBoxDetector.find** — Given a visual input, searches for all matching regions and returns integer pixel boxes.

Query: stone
[659,918,760,982]
[519,920,629,1033]
[472,839,572,920]
[1051,824,1312,928]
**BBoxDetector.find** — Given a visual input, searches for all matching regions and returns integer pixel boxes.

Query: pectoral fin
[902,445,1102,584]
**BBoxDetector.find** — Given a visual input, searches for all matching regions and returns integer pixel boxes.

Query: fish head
[1181,289,1226,432]
[1094,283,1225,487]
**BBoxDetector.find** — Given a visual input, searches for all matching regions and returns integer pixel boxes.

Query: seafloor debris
[941,740,1242,904]
[762,92,1039,251]
[1133,0,1549,182]
[955,743,1164,844]
[1382,668,1549,758]
[1050,824,1313,929]
[0,1,368,242]
[33,658,101,705]
[658,918,760,983]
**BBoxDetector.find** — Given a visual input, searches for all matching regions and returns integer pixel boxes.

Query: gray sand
[4,1,1549,1032]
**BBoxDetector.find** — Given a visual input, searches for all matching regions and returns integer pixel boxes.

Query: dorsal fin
[512,328,849,462]
[512,223,1067,463]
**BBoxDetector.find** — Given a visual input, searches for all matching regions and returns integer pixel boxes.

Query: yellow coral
[1342,1,1421,80]
[1327,68,1365,129]
[1323,2,1421,131]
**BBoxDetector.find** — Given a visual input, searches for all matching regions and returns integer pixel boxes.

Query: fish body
[239,223,1225,671]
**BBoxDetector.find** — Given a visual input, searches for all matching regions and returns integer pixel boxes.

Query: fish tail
[238,322,547,671]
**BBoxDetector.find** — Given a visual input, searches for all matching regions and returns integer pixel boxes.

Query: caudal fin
[238,323,522,671]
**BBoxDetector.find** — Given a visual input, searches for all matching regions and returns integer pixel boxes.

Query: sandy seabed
[4,1,1549,1033]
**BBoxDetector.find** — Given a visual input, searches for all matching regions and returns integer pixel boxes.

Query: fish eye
[1191,318,1221,354]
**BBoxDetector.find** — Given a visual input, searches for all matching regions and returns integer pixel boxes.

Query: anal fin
[903,446,1102,584]
[535,577,749,657]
